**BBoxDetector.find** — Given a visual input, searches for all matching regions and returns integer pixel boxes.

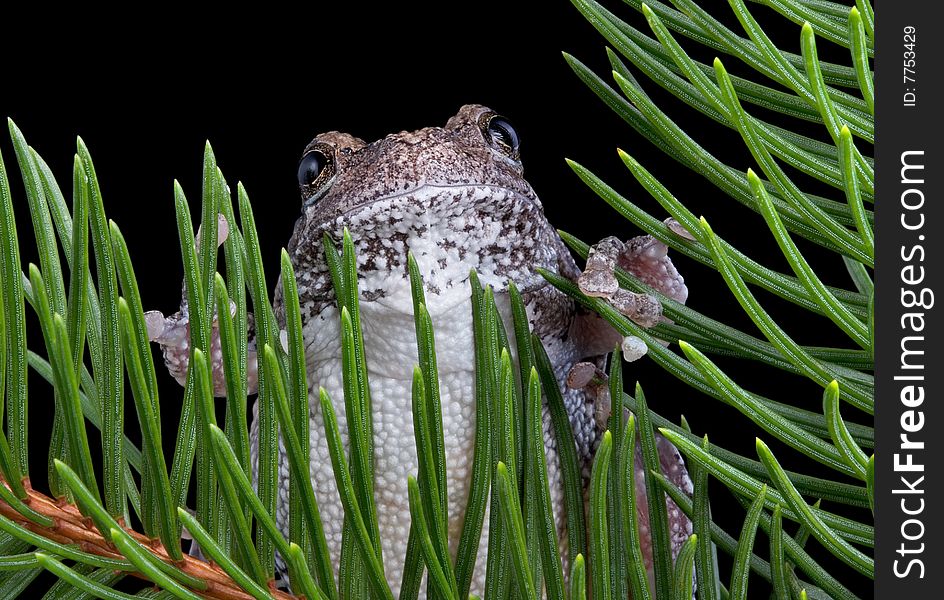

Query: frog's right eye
[297,146,335,203]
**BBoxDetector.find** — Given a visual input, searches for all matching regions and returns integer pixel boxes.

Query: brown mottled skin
[149,105,693,597]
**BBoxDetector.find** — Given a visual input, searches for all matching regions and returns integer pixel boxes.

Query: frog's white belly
[279,276,564,597]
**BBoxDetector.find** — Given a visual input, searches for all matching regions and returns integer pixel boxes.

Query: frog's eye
[297,147,335,203]
[482,114,520,159]
[298,148,331,189]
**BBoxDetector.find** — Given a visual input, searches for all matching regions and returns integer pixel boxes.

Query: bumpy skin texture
[151,105,692,597]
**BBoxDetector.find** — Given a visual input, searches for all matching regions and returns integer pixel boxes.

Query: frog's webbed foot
[574,226,695,590]
[577,230,689,317]
[572,228,689,366]
[145,214,260,397]
[145,303,258,397]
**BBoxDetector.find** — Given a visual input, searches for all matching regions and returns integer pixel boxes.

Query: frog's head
[296,104,532,215]
[284,104,563,308]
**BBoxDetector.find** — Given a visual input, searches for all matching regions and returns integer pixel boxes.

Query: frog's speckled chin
[343,185,553,285]
[285,182,561,318]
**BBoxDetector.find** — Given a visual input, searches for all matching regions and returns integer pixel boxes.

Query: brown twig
[0,477,299,600]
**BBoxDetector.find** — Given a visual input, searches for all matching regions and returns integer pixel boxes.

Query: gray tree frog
[147,104,693,596]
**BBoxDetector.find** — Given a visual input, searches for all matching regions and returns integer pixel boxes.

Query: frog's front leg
[144,214,260,397]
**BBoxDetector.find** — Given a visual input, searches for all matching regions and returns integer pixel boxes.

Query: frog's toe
[610,288,663,328]
[577,267,619,298]
[577,235,621,297]
[664,217,696,241]
[620,335,648,361]
[193,212,230,250]
[566,361,606,390]
[577,236,623,298]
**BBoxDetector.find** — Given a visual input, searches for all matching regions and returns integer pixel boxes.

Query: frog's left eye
[298,146,335,204]
[298,149,328,186]
[481,114,520,160]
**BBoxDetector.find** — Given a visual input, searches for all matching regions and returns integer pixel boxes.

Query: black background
[2,1,871,596]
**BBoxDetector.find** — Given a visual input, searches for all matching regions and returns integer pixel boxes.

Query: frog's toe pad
[610,289,663,328]
[621,335,648,361]
[577,267,619,298]
[577,235,623,298]
[664,217,696,241]
[566,361,605,389]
